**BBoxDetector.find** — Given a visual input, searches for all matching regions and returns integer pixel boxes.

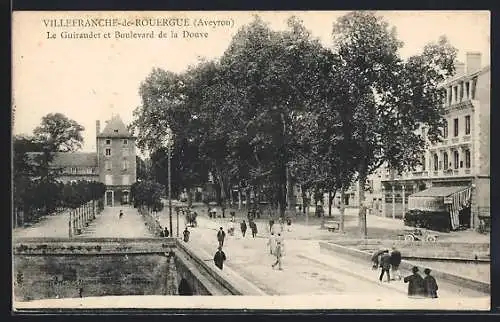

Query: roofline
[439,65,491,87]
[97,135,137,139]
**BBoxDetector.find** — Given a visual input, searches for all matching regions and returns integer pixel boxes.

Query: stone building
[96,115,137,207]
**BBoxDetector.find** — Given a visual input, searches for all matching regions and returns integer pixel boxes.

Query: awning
[408,186,472,230]
[409,186,469,198]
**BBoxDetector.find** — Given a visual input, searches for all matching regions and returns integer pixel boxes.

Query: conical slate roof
[97,115,133,138]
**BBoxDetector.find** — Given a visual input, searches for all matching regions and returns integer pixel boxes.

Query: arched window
[422,156,426,171]
[443,152,449,170]
[433,154,439,171]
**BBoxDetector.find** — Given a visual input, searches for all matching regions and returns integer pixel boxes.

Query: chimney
[455,62,465,77]
[96,120,101,135]
[466,52,482,75]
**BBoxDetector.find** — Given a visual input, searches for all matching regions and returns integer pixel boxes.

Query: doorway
[106,191,114,207]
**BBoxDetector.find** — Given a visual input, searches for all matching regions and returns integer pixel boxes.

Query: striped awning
[408,186,472,230]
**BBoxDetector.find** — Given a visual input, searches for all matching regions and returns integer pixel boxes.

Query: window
[453,151,459,169]
[122,175,130,185]
[465,149,471,168]
[465,115,471,135]
[433,154,439,171]
[105,175,113,185]
[465,82,470,99]
[106,139,111,145]
[471,77,477,99]
[454,118,459,137]
[443,152,448,170]
[123,139,128,145]
[122,159,129,171]
[443,121,448,138]
[114,129,118,133]
[421,156,426,171]
[105,148,111,156]
[105,160,111,171]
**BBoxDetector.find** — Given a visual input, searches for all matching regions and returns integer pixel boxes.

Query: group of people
[372,246,439,298]
[239,219,258,238]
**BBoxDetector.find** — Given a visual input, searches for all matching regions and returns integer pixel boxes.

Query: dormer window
[123,139,128,145]
[106,139,111,145]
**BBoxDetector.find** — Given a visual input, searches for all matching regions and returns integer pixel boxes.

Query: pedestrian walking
[213,246,226,270]
[371,249,389,270]
[276,233,285,255]
[267,232,276,255]
[250,220,258,238]
[286,217,292,232]
[230,211,236,222]
[269,219,274,233]
[404,266,425,298]
[272,240,283,270]
[390,246,402,280]
[183,227,190,242]
[119,210,123,219]
[164,227,170,238]
[379,251,392,282]
[423,268,439,298]
[228,220,235,236]
[217,227,226,247]
[240,220,247,237]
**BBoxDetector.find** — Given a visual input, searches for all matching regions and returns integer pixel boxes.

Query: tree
[331,11,457,237]
[31,113,85,181]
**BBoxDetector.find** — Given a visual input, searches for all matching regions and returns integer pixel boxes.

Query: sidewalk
[13,211,71,239]
[79,207,152,238]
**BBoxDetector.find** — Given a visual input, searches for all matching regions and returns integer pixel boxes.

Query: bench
[324,221,340,232]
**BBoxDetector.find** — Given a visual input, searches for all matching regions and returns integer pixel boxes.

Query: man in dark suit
[213,247,227,270]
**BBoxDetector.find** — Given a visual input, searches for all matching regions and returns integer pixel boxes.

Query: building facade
[96,115,137,207]
[333,52,490,229]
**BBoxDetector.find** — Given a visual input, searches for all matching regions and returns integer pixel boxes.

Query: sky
[12,11,490,153]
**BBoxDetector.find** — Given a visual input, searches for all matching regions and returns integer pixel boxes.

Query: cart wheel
[404,234,415,242]
[426,235,437,242]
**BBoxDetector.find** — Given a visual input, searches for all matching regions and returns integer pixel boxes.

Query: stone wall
[332,239,490,260]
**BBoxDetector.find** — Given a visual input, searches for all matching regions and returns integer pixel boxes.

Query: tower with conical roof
[96,115,137,207]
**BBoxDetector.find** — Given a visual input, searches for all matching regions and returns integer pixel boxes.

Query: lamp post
[163,127,174,237]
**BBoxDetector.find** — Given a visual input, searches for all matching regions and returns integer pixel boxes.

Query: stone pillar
[402,185,406,219]
[392,184,396,219]
[381,185,386,217]
[69,211,73,238]
[165,252,178,295]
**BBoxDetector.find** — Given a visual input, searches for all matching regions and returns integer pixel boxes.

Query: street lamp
[162,127,174,238]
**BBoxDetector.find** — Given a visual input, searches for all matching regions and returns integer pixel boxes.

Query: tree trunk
[187,188,193,207]
[358,164,368,238]
[340,187,346,233]
[286,167,295,213]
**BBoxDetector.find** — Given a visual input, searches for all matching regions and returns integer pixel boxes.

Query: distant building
[96,115,137,207]
[27,115,137,207]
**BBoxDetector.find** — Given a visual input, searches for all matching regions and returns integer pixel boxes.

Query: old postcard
[12,10,491,311]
